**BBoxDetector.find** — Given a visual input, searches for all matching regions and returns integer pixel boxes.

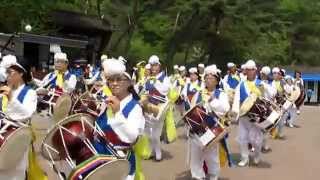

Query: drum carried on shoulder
[41,113,130,180]
[182,103,229,150]
[71,92,103,118]
[140,91,170,122]
[37,87,73,121]
[0,111,32,170]
[240,94,281,132]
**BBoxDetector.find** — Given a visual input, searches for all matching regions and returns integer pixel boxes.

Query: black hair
[294,70,301,78]
[205,73,221,89]
[9,65,32,83]
[280,69,285,77]
[188,71,201,82]
[128,85,140,101]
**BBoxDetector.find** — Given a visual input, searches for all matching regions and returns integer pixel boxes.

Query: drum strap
[17,85,31,103]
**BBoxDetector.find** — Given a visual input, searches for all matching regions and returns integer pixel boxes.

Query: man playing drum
[222,62,240,91]
[271,67,288,139]
[259,66,277,152]
[34,52,77,94]
[294,70,304,115]
[283,75,299,128]
[231,60,275,167]
[84,54,108,86]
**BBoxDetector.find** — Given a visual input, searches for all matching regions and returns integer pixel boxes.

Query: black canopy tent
[0,10,113,68]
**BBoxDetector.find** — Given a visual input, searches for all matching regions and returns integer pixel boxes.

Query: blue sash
[227,74,240,89]
[17,85,31,103]
[94,97,139,175]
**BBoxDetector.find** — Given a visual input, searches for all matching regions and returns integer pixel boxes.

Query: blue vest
[17,85,32,103]
[145,72,166,92]
[227,74,240,89]
[48,71,72,88]
[186,81,201,95]
[94,97,139,175]
[239,79,262,104]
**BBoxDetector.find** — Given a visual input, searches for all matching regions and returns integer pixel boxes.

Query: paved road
[33,105,320,180]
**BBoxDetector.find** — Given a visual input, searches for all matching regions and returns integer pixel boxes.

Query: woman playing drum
[93,58,145,180]
[188,64,230,180]
[0,54,37,180]
[181,67,203,111]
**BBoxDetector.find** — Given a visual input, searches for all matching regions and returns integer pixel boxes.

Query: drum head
[182,103,203,120]
[288,87,301,102]
[41,113,95,161]
[90,81,104,94]
[84,159,129,180]
[36,88,49,96]
[240,94,258,116]
[157,101,170,121]
[205,127,229,151]
[53,94,72,122]
[71,92,90,113]
[0,126,32,170]
[68,155,129,180]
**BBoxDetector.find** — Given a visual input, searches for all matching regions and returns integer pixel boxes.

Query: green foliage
[0,0,319,68]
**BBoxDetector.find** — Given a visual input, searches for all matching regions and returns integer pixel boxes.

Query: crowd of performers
[0,52,305,180]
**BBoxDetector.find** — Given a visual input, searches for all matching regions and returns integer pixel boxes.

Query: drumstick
[35,74,58,91]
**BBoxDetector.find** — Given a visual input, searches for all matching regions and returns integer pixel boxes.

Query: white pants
[189,138,220,179]
[237,116,263,160]
[287,105,297,125]
[0,150,28,180]
[278,109,289,136]
[145,115,164,159]
[262,132,269,149]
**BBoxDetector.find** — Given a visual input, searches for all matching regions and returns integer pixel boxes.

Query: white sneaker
[238,158,249,167]
[253,157,260,165]
[155,151,162,161]
[297,110,300,115]
[209,175,218,180]
[288,123,294,128]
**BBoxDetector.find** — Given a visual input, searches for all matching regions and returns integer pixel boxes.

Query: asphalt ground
[32,105,320,180]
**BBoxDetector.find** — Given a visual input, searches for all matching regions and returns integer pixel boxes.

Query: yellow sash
[1,95,8,112]
[201,89,211,103]
[28,127,48,180]
[102,85,112,96]
[246,80,262,97]
[103,85,113,118]
[55,71,64,88]
[274,81,283,93]
[191,81,202,91]
[178,78,185,86]
[232,74,240,82]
